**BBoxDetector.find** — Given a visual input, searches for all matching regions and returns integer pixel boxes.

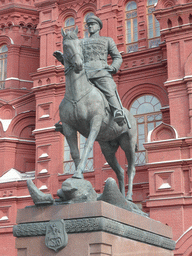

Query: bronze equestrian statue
[54,17,137,201]
[56,15,126,126]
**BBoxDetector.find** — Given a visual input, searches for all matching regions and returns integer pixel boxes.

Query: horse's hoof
[126,196,133,202]
[27,179,54,205]
[72,172,84,179]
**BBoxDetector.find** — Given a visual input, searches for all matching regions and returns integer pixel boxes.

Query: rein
[64,65,73,75]
[64,50,83,75]
[63,44,93,105]
[65,65,108,75]
[65,86,93,106]
[84,66,111,74]
[70,52,82,61]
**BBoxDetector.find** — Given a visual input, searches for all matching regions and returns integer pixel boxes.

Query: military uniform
[81,33,123,117]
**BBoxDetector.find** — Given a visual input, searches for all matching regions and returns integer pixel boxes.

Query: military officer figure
[83,15,124,126]
[54,15,125,126]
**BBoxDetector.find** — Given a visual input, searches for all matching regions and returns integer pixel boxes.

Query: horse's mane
[63,31,78,41]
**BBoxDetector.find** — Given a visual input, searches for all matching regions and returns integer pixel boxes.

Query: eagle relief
[45,219,68,252]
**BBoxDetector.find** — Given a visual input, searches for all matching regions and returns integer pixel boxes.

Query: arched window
[64,17,75,32]
[125,1,138,53]
[130,95,162,165]
[167,19,172,28]
[83,12,94,38]
[0,45,8,89]
[64,134,93,174]
[147,0,160,48]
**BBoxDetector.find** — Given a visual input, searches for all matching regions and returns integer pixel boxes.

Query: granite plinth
[14,201,175,256]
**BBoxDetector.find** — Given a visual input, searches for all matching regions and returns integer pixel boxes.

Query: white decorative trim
[6,77,19,81]
[32,83,51,90]
[164,78,183,84]
[158,183,171,189]
[39,169,48,174]
[5,77,33,83]
[0,216,8,221]
[184,75,192,79]
[33,126,55,133]
[10,37,14,44]
[146,137,177,144]
[40,114,50,119]
[37,65,57,71]
[39,153,48,158]
[0,119,12,131]
[0,225,14,228]
[147,125,179,143]
[0,195,31,200]
[173,127,178,138]
[147,135,178,143]
[176,226,192,243]
[0,137,35,143]
[147,130,153,142]
[39,185,48,190]
[0,36,13,44]
[147,158,192,165]
[0,169,35,183]
[161,106,170,110]
[148,195,191,201]
[161,23,191,32]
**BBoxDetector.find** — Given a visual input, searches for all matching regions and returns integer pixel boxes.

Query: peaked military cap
[86,15,103,29]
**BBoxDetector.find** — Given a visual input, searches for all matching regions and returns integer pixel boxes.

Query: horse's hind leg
[119,133,136,201]
[99,140,125,197]
[62,123,80,170]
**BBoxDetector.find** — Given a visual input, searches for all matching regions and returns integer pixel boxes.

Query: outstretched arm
[53,51,64,65]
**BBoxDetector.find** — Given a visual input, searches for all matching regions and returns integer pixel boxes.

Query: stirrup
[114,109,124,123]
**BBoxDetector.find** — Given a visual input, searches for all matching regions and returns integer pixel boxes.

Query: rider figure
[83,15,124,126]
[54,15,125,126]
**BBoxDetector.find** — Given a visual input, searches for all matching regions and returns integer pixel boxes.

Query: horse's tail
[55,120,64,135]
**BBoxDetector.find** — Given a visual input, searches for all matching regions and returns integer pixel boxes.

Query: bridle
[63,41,84,75]
[70,52,83,62]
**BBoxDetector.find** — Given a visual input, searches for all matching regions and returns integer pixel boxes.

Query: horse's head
[61,26,83,74]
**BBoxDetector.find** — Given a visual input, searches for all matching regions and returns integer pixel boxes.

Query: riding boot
[107,95,125,126]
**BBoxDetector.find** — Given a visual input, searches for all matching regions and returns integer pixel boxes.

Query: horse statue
[54,27,137,201]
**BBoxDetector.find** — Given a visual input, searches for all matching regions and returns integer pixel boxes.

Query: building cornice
[0,4,38,15]
[154,2,192,16]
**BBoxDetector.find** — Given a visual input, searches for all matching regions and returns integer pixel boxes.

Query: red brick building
[0,0,192,255]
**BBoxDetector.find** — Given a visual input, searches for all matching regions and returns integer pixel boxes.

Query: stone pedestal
[13,201,175,256]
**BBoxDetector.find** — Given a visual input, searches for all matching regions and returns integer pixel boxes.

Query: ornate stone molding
[13,217,176,251]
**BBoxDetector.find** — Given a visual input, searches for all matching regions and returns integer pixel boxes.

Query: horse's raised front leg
[73,115,102,179]
[62,123,80,170]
